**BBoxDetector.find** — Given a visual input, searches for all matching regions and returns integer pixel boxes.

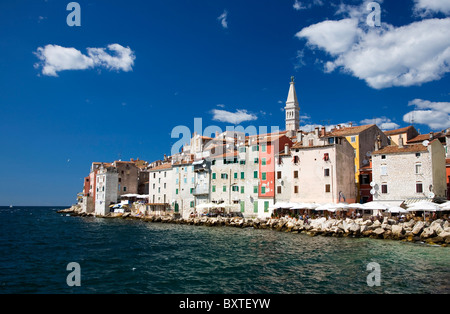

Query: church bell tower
[285,76,300,132]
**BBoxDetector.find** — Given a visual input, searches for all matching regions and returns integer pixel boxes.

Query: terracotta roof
[373,144,428,155]
[407,132,445,144]
[325,124,375,137]
[210,151,239,159]
[149,163,172,171]
[384,126,415,136]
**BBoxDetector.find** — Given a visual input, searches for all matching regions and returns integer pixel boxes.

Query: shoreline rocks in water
[59,206,450,246]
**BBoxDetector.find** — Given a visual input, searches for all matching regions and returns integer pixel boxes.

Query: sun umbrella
[387,206,408,214]
[363,202,390,210]
[407,202,440,212]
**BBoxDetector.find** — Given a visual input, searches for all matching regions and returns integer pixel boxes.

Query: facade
[326,124,388,202]
[372,139,446,203]
[172,161,195,218]
[359,162,373,203]
[94,164,119,215]
[148,163,173,206]
[289,130,356,204]
[192,159,211,208]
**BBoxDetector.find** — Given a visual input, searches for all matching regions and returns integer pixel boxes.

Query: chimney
[374,139,379,151]
[215,131,219,138]
[349,122,353,127]
[398,135,404,148]
[321,126,326,137]
[429,132,434,140]
[284,143,289,155]
[315,127,320,137]
[297,130,303,143]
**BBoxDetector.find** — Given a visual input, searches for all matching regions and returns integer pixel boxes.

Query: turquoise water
[0,206,449,294]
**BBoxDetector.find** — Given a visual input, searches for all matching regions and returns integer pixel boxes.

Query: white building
[148,163,173,206]
[94,164,119,216]
[372,138,446,203]
[172,161,195,218]
[289,130,357,204]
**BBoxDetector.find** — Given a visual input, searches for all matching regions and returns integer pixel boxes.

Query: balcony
[193,187,210,196]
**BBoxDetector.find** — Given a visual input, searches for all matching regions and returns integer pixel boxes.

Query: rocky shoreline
[58,207,450,246]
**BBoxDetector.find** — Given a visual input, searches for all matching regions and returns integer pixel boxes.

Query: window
[241,186,245,194]
[223,186,227,192]
[416,153,421,158]
[262,172,266,180]
[381,155,386,160]
[254,158,259,164]
[176,188,179,195]
[253,186,258,194]
[212,173,216,180]
[254,202,258,213]
[261,144,266,152]
[360,174,370,185]
[241,172,245,179]
[176,178,179,184]
[323,153,329,161]
[118,178,121,183]
[184,178,187,184]
[309,139,314,147]
[350,136,356,143]
[190,188,194,194]
[380,165,387,175]
[212,185,216,193]
[293,156,299,164]
[293,171,299,178]
[381,184,388,194]
[294,186,299,193]
[264,201,269,213]
[277,171,282,179]
[416,183,423,193]
[232,186,239,192]
[415,163,422,174]
[158,187,160,193]
[252,145,259,152]
[261,186,266,194]
[324,168,330,177]
[212,160,216,165]
[240,201,245,213]
[239,147,246,153]
[239,160,246,165]
[190,201,194,208]
[277,186,282,194]
[123,186,127,192]
[221,173,228,179]
[254,171,258,179]
[325,184,331,193]
[234,172,238,179]
[262,158,266,166]
[328,137,335,145]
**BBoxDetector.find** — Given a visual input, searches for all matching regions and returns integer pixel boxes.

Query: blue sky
[0,0,449,205]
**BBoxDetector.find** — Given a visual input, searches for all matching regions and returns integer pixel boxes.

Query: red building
[359,162,373,203]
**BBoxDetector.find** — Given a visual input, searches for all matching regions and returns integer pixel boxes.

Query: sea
[0,206,449,294]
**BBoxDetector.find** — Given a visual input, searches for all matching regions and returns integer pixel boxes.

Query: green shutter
[262,158,266,166]
[212,185,216,192]
[261,186,265,194]
[240,201,245,213]
[253,202,258,213]
[254,158,259,164]
[262,172,266,180]
[264,201,269,212]
[253,186,258,194]
[234,172,238,179]
[223,186,226,192]
[212,173,216,180]
[240,172,244,179]
[190,201,194,208]
[176,188,179,195]
[174,203,179,213]
[241,186,244,194]
[254,171,258,178]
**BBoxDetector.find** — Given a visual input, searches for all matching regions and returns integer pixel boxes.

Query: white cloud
[296,18,360,55]
[34,44,135,77]
[293,0,324,11]
[403,99,450,130]
[414,0,450,16]
[87,44,135,72]
[360,117,400,131]
[211,109,257,124]
[218,10,228,29]
[296,2,450,89]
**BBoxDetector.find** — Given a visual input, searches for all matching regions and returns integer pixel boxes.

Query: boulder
[412,221,425,235]
[420,227,436,239]
[349,223,361,234]
[373,228,385,236]
[404,219,416,228]
[391,225,404,236]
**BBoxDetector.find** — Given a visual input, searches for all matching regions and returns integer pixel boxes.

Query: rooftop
[373,144,428,155]
[407,132,446,144]
[325,124,375,137]
[383,126,416,136]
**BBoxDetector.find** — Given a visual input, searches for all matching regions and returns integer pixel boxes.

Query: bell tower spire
[285,76,300,132]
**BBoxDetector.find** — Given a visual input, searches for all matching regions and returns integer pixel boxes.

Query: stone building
[148,163,173,207]
[172,160,195,218]
[289,129,356,204]
[372,138,446,203]
[94,163,119,216]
